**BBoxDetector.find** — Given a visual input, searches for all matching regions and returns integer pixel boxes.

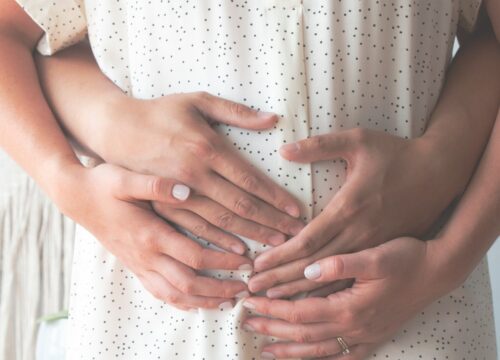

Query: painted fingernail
[242,301,255,310]
[242,323,255,332]
[269,233,286,246]
[238,263,253,271]
[231,244,246,255]
[218,302,233,310]
[235,290,250,299]
[172,184,190,201]
[257,111,277,119]
[304,263,321,280]
[266,288,284,299]
[285,205,300,218]
[261,352,276,359]
[281,143,299,154]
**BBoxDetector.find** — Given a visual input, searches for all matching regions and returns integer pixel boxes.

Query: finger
[279,130,357,163]
[243,318,342,344]
[249,257,311,293]
[113,166,191,204]
[153,254,249,298]
[199,172,304,238]
[254,209,340,272]
[154,204,247,255]
[304,249,378,282]
[209,143,302,218]
[320,344,375,360]
[265,279,335,299]
[153,220,252,271]
[177,195,287,246]
[306,279,354,298]
[242,297,340,324]
[261,337,354,359]
[140,270,234,310]
[193,91,279,130]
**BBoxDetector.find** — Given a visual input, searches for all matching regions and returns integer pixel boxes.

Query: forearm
[0,5,81,205]
[417,24,500,201]
[430,107,500,290]
[35,41,134,163]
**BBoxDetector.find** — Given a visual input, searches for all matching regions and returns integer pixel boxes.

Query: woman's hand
[241,237,454,359]
[72,90,304,253]
[248,128,461,297]
[58,162,253,311]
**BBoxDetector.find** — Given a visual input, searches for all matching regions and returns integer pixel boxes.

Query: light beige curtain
[0,151,74,360]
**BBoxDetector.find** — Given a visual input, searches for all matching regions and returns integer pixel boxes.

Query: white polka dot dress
[17,0,497,359]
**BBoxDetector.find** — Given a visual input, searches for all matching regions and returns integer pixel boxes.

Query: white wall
[488,239,500,358]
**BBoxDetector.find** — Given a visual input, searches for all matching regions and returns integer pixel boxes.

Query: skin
[0,0,494,352]
[34,4,500,305]
[242,108,500,359]
[0,0,304,311]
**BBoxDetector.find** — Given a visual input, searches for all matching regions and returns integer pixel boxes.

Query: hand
[248,128,460,297]
[58,162,253,311]
[99,91,303,253]
[242,237,454,359]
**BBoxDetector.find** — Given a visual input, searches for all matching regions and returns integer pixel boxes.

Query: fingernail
[242,301,255,310]
[257,111,277,119]
[261,352,276,359]
[242,323,255,332]
[231,244,246,255]
[290,223,305,236]
[266,288,283,299]
[281,143,299,154]
[172,184,190,201]
[285,205,300,218]
[218,301,233,310]
[235,290,250,299]
[304,263,321,280]
[238,263,253,271]
[268,233,286,246]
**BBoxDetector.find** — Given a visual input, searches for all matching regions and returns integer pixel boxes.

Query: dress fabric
[16,0,497,359]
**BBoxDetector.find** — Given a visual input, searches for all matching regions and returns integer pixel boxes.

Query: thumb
[304,249,378,282]
[279,131,356,163]
[193,91,278,130]
[114,168,191,204]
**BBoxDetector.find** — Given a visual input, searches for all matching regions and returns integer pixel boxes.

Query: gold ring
[336,337,350,356]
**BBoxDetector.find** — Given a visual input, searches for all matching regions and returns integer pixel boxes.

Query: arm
[241,110,500,359]
[0,1,255,311]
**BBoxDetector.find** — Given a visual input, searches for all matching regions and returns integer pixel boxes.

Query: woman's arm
[241,107,500,360]
[0,1,256,311]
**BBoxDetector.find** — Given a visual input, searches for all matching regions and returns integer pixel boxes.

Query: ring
[336,337,350,356]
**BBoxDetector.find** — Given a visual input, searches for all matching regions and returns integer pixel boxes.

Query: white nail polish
[261,352,275,359]
[235,290,250,299]
[242,301,255,310]
[304,263,321,280]
[218,301,233,310]
[172,184,190,200]
[238,263,253,271]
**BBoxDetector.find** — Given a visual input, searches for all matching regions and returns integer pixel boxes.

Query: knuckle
[233,197,257,217]
[186,138,215,160]
[164,292,181,305]
[312,344,330,357]
[191,222,210,237]
[311,135,327,153]
[287,310,304,324]
[294,327,313,343]
[193,91,211,102]
[240,173,259,192]
[368,250,386,275]
[216,212,234,229]
[184,253,204,270]
[177,279,196,295]
[173,166,195,183]
[139,234,159,253]
[227,101,247,117]
[147,176,163,199]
